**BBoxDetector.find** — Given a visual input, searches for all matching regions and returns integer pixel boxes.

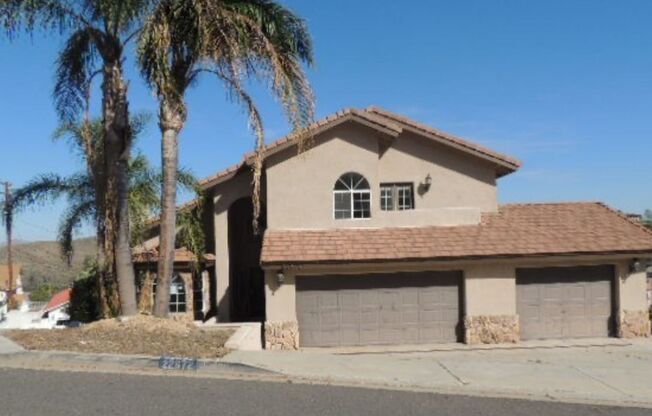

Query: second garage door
[516,265,614,340]
[296,271,462,347]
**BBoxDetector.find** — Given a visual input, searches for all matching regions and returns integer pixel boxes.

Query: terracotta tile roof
[261,202,652,266]
[43,288,71,314]
[198,106,520,190]
[132,246,216,264]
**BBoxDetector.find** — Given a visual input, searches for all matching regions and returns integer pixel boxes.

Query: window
[333,172,371,219]
[380,183,414,211]
[169,275,186,313]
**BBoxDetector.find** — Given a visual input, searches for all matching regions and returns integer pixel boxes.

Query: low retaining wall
[264,320,299,350]
[618,310,651,338]
[464,315,520,344]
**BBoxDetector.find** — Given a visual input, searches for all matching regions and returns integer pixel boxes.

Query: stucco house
[137,106,652,349]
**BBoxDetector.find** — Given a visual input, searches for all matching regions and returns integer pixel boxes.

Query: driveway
[223,338,652,408]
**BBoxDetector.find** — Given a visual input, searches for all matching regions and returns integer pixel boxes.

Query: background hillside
[0,238,95,291]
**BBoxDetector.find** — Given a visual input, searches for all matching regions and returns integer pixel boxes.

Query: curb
[0,348,276,376]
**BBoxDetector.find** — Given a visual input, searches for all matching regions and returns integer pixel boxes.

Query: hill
[0,238,96,291]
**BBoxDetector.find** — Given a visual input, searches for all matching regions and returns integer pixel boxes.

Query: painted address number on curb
[158,356,199,371]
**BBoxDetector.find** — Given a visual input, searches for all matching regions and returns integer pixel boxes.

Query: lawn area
[6,315,234,358]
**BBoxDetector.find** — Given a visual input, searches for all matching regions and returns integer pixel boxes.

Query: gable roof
[43,288,71,314]
[199,106,521,189]
[261,202,652,266]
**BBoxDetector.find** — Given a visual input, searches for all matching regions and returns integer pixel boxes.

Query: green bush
[29,283,60,302]
[68,259,100,323]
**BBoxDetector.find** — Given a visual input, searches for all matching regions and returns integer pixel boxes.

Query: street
[0,368,649,416]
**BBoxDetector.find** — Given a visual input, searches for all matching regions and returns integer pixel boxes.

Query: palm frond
[58,199,95,264]
[10,173,92,214]
[0,0,93,37]
[54,26,103,123]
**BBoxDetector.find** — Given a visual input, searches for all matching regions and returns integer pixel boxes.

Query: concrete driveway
[223,339,652,408]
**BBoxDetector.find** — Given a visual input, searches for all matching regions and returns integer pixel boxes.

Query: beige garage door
[296,271,462,347]
[516,265,614,340]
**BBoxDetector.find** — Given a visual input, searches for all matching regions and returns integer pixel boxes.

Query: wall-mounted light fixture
[276,270,285,285]
[423,174,432,191]
[629,258,644,274]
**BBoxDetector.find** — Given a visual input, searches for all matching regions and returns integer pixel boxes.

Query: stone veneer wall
[464,315,520,344]
[618,310,651,338]
[264,320,299,350]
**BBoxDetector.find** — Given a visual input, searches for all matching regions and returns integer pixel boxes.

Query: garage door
[296,271,462,347]
[516,265,614,340]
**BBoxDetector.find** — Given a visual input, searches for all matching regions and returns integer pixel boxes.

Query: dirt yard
[6,315,234,358]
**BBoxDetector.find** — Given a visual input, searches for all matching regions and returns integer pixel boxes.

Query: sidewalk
[1,332,651,408]
[222,339,652,408]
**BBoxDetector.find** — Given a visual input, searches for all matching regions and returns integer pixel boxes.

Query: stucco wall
[265,270,298,322]
[464,264,516,316]
[211,170,255,322]
[615,261,648,312]
[265,123,498,230]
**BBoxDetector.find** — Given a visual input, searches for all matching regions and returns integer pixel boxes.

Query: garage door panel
[517,265,614,340]
[296,271,461,347]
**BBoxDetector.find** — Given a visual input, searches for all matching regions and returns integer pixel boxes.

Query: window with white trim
[169,274,186,313]
[380,183,414,211]
[333,172,371,219]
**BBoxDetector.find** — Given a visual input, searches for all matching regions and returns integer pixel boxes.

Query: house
[41,288,71,326]
[137,106,652,349]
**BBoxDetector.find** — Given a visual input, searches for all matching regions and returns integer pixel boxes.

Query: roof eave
[261,249,652,268]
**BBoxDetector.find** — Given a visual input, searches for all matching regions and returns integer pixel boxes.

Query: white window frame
[380,182,415,211]
[333,173,372,220]
[169,274,187,313]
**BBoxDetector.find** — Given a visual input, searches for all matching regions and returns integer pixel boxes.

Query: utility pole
[0,181,13,299]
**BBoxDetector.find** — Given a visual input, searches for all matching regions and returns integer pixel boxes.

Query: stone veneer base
[264,320,299,350]
[618,310,651,338]
[465,315,520,344]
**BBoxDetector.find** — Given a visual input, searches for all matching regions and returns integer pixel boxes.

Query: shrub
[69,259,100,323]
[29,283,59,302]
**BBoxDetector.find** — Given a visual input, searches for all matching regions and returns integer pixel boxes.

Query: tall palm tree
[138,0,314,317]
[7,118,202,317]
[1,0,152,315]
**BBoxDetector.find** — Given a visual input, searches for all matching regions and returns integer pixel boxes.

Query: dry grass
[6,315,234,358]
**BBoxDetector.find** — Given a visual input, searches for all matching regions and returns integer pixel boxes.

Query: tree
[138,0,314,317]
[643,210,652,230]
[0,0,156,316]
[7,118,200,317]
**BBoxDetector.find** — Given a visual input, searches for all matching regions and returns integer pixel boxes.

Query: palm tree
[138,0,314,317]
[7,118,202,317]
[1,0,152,316]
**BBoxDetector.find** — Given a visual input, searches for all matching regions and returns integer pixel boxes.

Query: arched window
[169,275,186,313]
[333,172,371,219]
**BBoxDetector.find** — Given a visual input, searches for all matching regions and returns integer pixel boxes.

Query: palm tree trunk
[102,60,138,317]
[154,100,184,317]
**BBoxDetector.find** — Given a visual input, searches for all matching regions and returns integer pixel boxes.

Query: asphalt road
[0,368,650,416]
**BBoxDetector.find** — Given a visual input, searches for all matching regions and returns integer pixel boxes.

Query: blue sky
[1,0,651,243]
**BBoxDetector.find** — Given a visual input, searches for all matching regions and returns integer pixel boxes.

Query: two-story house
[135,107,652,349]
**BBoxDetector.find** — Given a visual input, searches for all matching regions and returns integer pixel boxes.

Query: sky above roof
[1,0,651,243]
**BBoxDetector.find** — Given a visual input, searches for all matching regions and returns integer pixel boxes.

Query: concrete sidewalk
[222,339,652,408]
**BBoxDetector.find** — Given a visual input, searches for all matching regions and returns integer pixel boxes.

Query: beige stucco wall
[615,261,648,312]
[265,123,498,230]
[211,169,254,322]
[265,270,298,322]
[464,264,516,316]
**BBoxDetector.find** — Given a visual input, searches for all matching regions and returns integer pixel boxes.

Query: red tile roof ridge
[199,106,520,190]
[366,106,522,169]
